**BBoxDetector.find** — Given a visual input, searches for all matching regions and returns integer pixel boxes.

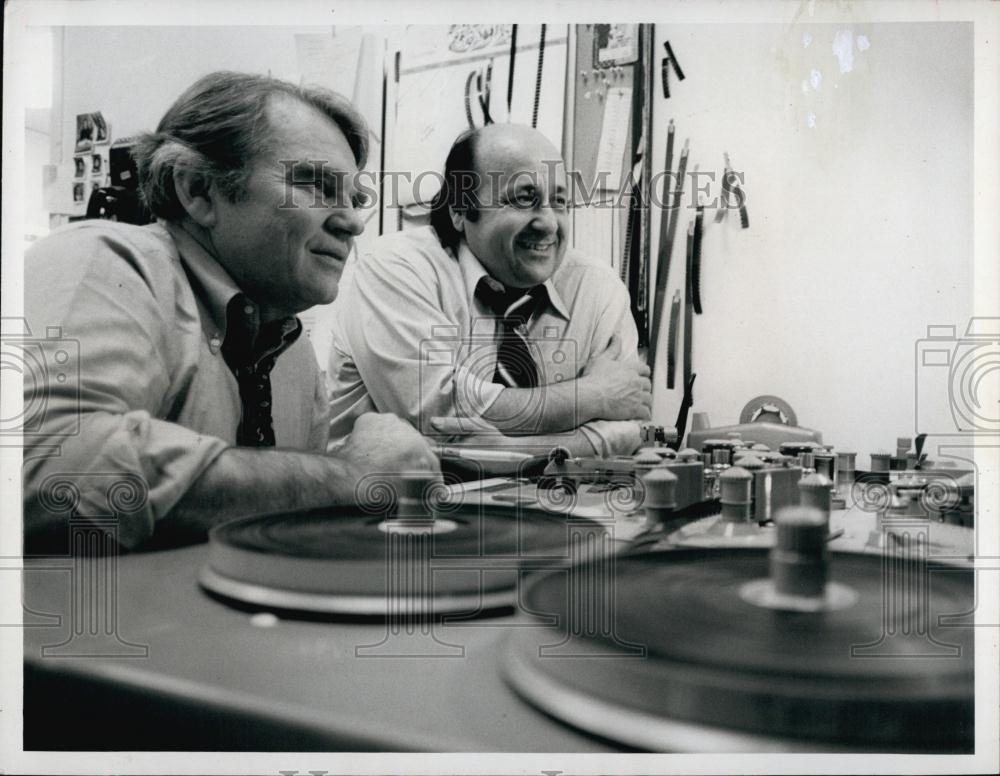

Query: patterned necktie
[221,298,301,447]
[475,279,547,388]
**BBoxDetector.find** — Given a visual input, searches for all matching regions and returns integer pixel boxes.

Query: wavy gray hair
[133,71,368,220]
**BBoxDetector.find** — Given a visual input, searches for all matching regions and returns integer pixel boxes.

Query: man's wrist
[574,374,602,424]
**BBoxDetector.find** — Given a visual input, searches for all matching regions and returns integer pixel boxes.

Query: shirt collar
[456,239,570,320]
[163,220,299,355]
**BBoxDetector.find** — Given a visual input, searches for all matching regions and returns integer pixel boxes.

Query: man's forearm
[442,428,599,457]
[481,376,601,433]
[162,447,357,538]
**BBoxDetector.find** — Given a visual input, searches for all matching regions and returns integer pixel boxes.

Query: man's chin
[513,255,562,286]
[304,283,340,309]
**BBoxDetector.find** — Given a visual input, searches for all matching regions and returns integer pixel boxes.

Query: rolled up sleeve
[22,225,229,549]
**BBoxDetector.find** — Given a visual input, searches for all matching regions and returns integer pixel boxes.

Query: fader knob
[675,448,700,462]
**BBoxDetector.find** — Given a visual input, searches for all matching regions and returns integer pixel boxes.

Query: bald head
[471,124,563,180]
[430,123,569,288]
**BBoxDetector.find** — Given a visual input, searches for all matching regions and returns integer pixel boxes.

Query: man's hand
[599,420,643,457]
[580,334,653,422]
[341,412,440,477]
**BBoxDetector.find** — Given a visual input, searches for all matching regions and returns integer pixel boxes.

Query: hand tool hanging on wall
[660,40,685,98]
[624,155,648,348]
[464,60,495,129]
[619,159,643,286]
[691,200,704,315]
[531,24,547,128]
[683,218,695,389]
[634,25,655,351]
[645,120,675,376]
[506,25,518,121]
[714,151,749,228]
[666,289,681,389]
[480,59,493,123]
[671,373,696,450]
[665,138,688,265]
[648,135,687,375]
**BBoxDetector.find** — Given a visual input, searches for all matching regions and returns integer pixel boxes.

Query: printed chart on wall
[384,24,567,233]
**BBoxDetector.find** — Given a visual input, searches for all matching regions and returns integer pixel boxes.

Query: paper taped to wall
[594,87,631,191]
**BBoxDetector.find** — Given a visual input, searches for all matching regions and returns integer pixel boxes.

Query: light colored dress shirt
[22,220,328,548]
[327,225,638,451]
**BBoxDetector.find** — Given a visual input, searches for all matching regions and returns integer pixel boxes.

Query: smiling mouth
[312,250,347,264]
[517,240,556,252]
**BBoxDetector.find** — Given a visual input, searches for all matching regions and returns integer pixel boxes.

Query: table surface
[21,488,976,753]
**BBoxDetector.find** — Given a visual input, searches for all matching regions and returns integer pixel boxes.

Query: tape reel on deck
[502,545,974,752]
[198,502,611,617]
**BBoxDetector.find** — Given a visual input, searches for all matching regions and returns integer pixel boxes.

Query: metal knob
[735,454,765,471]
[835,451,856,483]
[712,448,731,467]
[870,451,891,473]
[812,451,837,482]
[798,472,833,522]
[643,467,678,529]
[394,473,437,522]
[632,450,663,472]
[771,506,829,599]
[719,466,753,523]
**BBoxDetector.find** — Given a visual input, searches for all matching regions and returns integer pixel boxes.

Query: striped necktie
[475,278,547,388]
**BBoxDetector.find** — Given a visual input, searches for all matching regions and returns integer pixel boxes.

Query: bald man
[326,124,652,456]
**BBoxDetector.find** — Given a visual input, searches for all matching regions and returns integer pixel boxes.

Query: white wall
[58,26,338,160]
[53,24,388,364]
[646,23,974,465]
[45,23,976,464]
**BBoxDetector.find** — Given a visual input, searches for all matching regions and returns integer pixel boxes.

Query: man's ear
[449,207,466,234]
[173,167,218,228]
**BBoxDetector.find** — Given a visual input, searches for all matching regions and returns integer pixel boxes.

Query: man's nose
[530,203,560,233]
[327,201,365,238]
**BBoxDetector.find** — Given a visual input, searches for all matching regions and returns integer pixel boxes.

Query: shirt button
[244,305,254,315]
[209,336,221,351]
[260,400,269,408]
